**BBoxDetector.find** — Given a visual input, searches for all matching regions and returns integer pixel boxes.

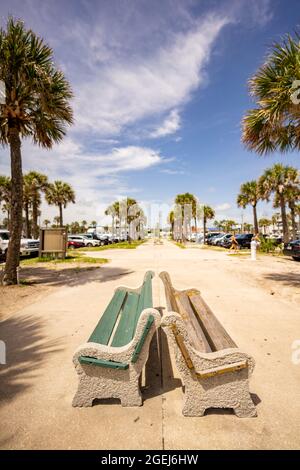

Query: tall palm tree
[46,181,75,226]
[0,18,73,284]
[258,218,272,235]
[43,219,51,228]
[274,185,300,240]
[242,34,300,154]
[23,171,48,239]
[0,175,11,225]
[237,181,260,234]
[175,193,197,240]
[203,206,215,243]
[53,216,60,227]
[167,210,175,238]
[23,176,32,238]
[259,164,299,242]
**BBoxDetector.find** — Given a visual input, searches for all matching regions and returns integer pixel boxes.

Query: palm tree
[221,219,237,233]
[43,219,51,228]
[259,164,299,243]
[237,181,260,234]
[274,185,300,240]
[0,18,73,284]
[175,193,197,240]
[258,218,272,235]
[203,206,215,243]
[0,175,11,225]
[167,210,175,238]
[243,222,253,232]
[23,171,48,239]
[242,34,300,154]
[90,220,97,228]
[81,220,87,233]
[23,177,32,238]
[53,216,60,227]
[271,213,281,233]
[46,181,75,226]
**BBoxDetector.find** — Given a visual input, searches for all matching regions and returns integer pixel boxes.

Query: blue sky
[0,0,299,226]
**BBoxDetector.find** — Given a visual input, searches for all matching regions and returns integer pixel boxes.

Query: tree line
[0,172,75,238]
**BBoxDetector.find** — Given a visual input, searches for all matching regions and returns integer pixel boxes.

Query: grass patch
[174,241,186,249]
[21,252,109,266]
[78,240,145,251]
[201,245,227,252]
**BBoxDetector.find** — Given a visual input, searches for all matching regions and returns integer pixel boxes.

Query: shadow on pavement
[0,314,63,408]
[13,266,134,288]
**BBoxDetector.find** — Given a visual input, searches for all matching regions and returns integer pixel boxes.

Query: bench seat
[160,271,257,418]
[72,271,160,407]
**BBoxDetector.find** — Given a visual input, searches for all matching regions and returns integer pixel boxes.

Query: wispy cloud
[73,14,230,137]
[150,109,181,138]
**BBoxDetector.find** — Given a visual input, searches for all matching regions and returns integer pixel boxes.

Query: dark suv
[284,239,300,261]
[236,233,253,248]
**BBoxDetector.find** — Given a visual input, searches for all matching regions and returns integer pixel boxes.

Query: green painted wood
[88,289,127,345]
[131,315,155,363]
[79,356,129,369]
[111,292,140,347]
[133,272,153,330]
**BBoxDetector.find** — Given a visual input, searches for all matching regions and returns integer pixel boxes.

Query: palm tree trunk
[253,204,258,234]
[32,197,38,239]
[59,204,63,226]
[3,129,23,285]
[24,202,31,238]
[203,217,207,244]
[289,202,297,240]
[279,195,289,243]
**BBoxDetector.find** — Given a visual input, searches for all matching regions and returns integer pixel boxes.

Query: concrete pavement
[0,240,300,449]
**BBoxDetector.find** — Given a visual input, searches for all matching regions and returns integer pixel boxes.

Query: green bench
[72,271,161,407]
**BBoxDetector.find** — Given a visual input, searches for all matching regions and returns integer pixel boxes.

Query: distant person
[229,234,239,252]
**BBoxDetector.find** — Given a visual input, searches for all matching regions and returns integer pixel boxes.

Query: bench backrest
[160,272,237,353]
[88,271,154,348]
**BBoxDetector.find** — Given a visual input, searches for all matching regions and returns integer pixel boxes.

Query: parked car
[69,234,100,247]
[206,232,223,245]
[215,234,232,246]
[0,229,39,259]
[283,239,300,261]
[235,233,253,249]
[67,239,85,250]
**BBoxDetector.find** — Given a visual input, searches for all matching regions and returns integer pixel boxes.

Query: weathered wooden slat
[175,292,212,353]
[88,289,127,345]
[188,293,237,351]
[159,272,179,312]
[111,292,140,347]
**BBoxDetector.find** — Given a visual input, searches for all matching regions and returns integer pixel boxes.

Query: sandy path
[0,240,299,449]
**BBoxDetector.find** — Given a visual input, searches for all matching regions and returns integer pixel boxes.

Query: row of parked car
[67,232,127,249]
[206,232,256,249]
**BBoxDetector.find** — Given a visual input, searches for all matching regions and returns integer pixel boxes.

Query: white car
[68,235,100,247]
[0,230,39,259]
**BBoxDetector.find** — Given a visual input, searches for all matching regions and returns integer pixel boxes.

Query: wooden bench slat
[188,293,237,351]
[175,292,212,353]
[111,292,140,347]
[88,289,127,345]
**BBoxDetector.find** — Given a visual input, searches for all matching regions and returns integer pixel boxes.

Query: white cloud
[150,109,181,138]
[73,14,229,136]
[0,140,168,224]
[215,203,231,211]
